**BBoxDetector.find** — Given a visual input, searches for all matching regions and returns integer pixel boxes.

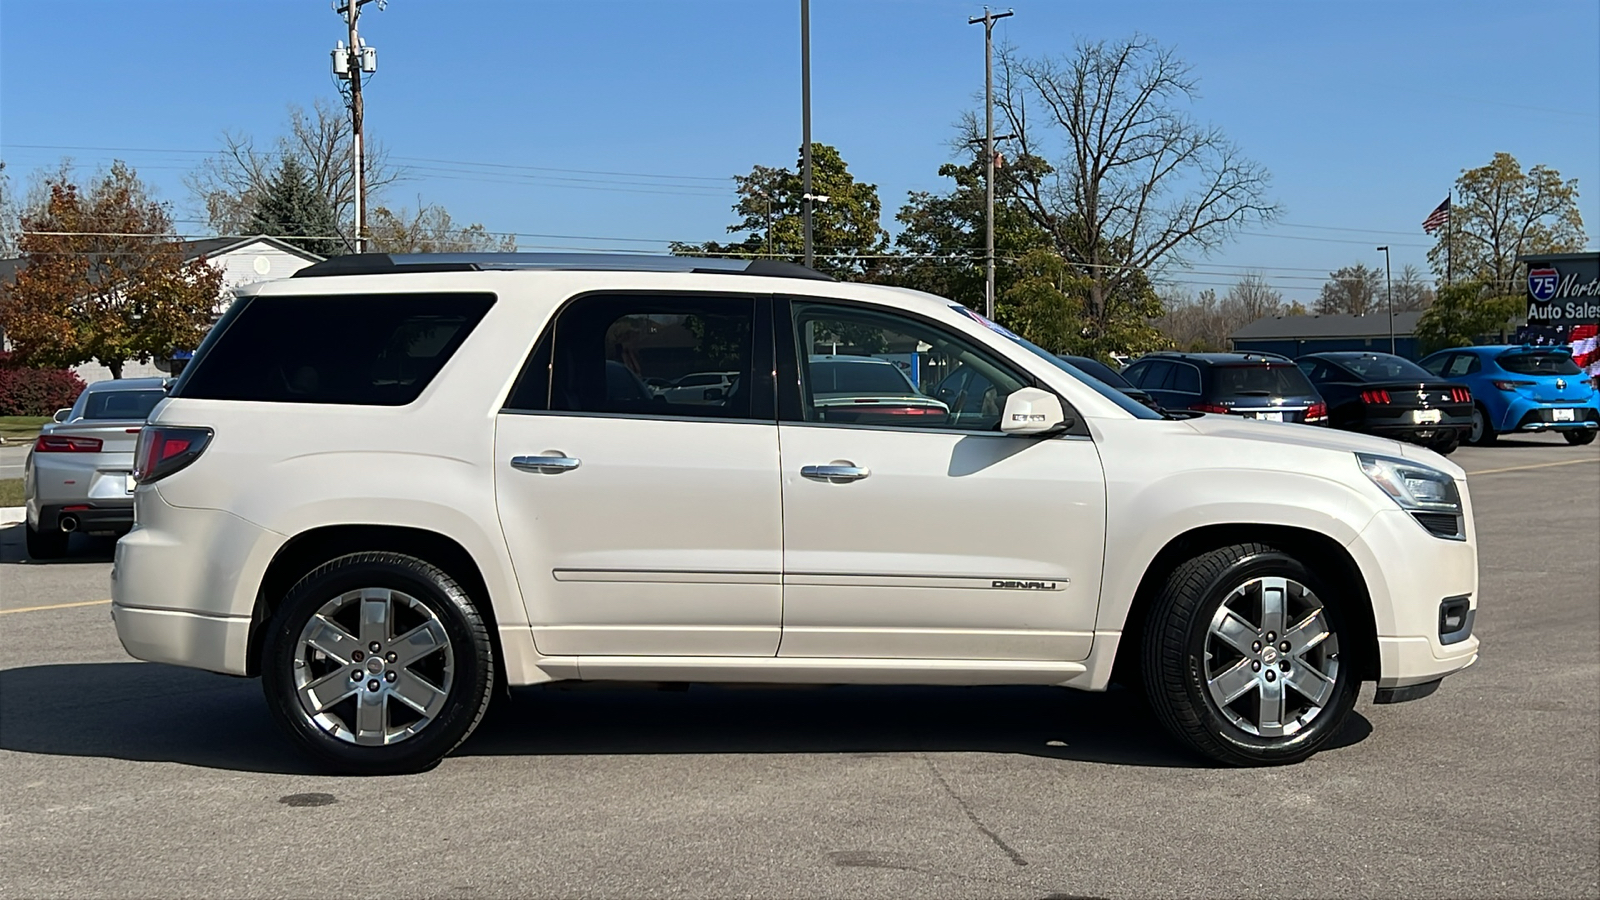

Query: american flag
[1422,196,1450,234]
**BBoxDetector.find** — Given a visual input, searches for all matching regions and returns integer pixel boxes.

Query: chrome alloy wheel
[291,587,455,746]
[1203,576,1340,739]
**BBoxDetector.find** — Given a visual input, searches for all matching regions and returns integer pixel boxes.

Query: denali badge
[992,580,1060,590]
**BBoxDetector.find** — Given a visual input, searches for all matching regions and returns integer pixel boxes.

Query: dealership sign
[1522,253,1600,324]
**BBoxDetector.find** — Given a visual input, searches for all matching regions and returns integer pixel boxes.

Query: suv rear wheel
[1142,543,1358,766]
[261,552,495,775]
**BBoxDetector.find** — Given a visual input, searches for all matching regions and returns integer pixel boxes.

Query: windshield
[1497,351,1581,376]
[82,389,166,420]
[1334,354,1433,381]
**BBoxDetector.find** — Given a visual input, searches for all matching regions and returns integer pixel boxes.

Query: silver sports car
[24,377,168,559]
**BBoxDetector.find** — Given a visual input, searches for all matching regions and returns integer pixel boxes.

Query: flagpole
[1446,191,1452,288]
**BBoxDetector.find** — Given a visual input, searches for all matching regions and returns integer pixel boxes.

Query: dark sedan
[1296,352,1473,453]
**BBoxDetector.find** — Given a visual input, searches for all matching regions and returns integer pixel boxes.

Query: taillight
[1450,387,1472,403]
[1190,403,1230,414]
[1360,389,1391,404]
[1492,380,1534,391]
[1306,402,1328,423]
[33,434,103,453]
[132,426,213,484]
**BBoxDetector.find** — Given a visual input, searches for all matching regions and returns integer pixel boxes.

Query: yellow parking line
[0,598,112,615]
[1468,457,1600,477]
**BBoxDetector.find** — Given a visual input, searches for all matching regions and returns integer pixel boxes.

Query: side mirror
[53,408,72,423]
[1000,388,1070,435]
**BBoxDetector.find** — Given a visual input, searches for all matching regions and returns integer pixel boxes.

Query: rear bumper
[34,502,134,534]
[110,602,252,675]
[1496,401,1600,432]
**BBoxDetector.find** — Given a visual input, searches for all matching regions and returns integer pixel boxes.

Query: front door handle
[801,464,869,482]
[512,455,581,473]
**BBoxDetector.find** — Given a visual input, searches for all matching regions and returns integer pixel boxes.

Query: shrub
[0,353,87,416]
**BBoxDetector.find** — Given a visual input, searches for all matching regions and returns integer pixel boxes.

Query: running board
[571,655,1088,685]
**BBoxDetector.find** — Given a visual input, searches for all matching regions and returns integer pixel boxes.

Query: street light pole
[1377,246,1394,355]
[969,7,1013,320]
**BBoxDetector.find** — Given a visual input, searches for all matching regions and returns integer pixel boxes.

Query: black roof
[1232,311,1425,340]
[1137,350,1295,365]
[291,252,835,281]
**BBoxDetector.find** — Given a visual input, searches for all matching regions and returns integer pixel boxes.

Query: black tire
[261,552,495,775]
[1468,404,1497,446]
[1430,431,1460,455]
[25,522,68,560]
[1141,543,1359,766]
[1564,430,1596,446]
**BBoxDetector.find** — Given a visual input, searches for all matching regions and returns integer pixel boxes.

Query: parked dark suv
[1123,352,1328,425]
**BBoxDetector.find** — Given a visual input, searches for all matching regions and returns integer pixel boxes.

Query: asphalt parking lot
[1,433,1596,900]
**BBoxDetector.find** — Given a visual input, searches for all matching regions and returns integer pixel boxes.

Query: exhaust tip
[59,515,78,533]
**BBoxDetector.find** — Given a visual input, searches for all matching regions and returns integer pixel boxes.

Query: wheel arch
[1110,523,1380,689]
[247,524,502,680]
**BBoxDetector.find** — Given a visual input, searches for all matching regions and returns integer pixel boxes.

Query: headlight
[1357,453,1461,513]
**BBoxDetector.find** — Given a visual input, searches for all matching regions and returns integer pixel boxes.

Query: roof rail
[290,252,836,281]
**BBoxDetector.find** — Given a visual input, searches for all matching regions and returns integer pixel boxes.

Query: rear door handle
[512,455,581,473]
[801,464,869,482]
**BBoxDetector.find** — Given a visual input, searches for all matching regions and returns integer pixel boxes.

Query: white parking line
[1467,457,1600,477]
[0,599,112,615]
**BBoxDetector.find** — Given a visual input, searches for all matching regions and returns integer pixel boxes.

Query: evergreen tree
[250,157,343,257]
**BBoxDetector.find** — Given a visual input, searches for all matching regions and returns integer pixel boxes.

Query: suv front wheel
[261,552,495,775]
[1142,543,1358,766]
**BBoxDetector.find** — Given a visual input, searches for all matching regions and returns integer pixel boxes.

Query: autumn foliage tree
[0,163,223,378]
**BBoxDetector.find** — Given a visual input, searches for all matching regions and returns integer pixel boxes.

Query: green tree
[889,156,1053,308]
[0,162,224,379]
[250,157,343,257]
[1414,281,1523,354]
[671,144,888,280]
[997,247,1167,359]
[1315,262,1386,315]
[1431,153,1586,293]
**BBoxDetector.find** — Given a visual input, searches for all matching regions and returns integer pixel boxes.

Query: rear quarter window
[174,293,495,405]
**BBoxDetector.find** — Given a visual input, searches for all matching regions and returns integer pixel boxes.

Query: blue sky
[3,0,1597,303]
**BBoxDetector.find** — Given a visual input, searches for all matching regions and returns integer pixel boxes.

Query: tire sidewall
[261,554,493,774]
[1178,550,1358,762]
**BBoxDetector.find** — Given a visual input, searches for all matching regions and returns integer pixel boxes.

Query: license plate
[1412,409,1443,424]
[1553,408,1576,422]
[1254,411,1284,422]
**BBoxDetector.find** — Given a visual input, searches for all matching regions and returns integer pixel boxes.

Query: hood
[1180,413,1466,479]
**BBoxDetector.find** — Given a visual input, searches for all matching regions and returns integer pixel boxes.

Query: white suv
[112,253,1479,774]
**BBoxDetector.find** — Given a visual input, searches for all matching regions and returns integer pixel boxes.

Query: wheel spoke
[300,668,358,714]
[1211,608,1259,656]
[1256,676,1286,737]
[354,692,386,745]
[390,670,449,718]
[390,620,449,668]
[304,615,359,665]
[1283,608,1331,657]
[1207,658,1258,705]
[358,590,390,645]
[1285,661,1335,708]
[1258,577,1288,638]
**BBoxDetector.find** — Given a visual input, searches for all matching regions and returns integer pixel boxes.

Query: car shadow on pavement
[0,522,118,565]
[0,662,1372,773]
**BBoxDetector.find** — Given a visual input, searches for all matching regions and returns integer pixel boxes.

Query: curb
[0,506,26,526]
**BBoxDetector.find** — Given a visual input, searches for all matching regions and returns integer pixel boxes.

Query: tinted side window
[176,293,494,405]
[506,294,764,420]
[84,390,166,420]
[1171,363,1201,394]
[1136,360,1174,390]
[790,302,1026,430]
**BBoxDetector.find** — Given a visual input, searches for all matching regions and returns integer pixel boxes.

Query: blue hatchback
[1418,345,1599,446]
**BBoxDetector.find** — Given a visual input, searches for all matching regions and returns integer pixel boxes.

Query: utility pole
[333,0,380,253]
[969,7,1013,319]
[801,0,813,269]
[1377,245,1394,355]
